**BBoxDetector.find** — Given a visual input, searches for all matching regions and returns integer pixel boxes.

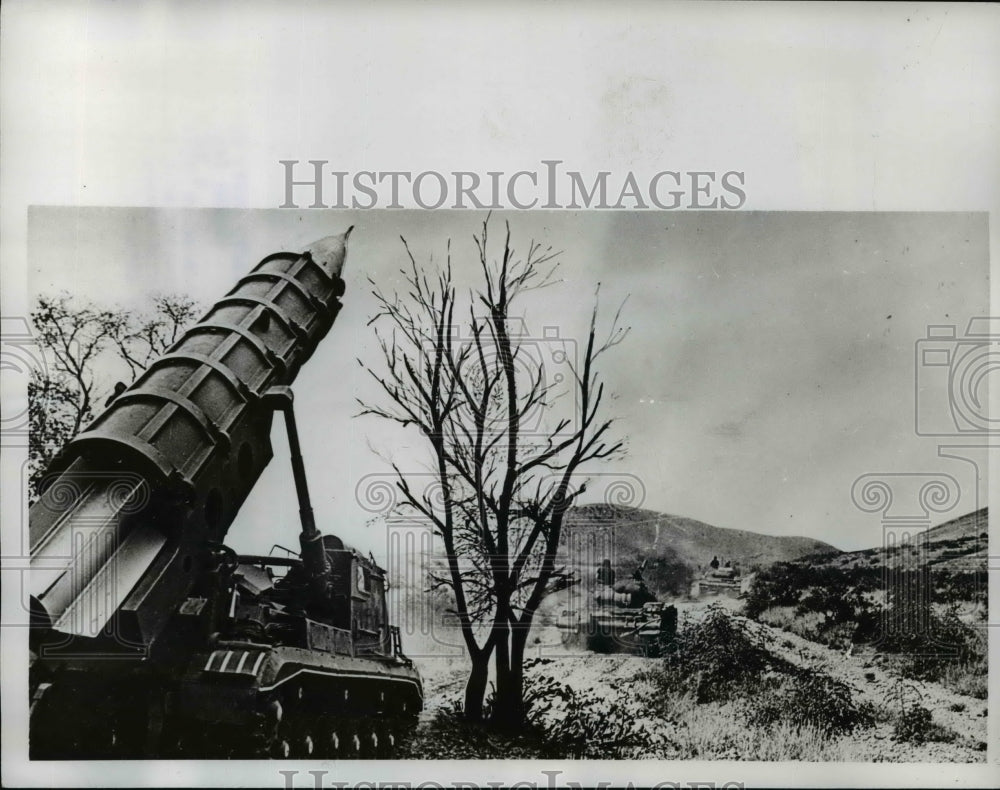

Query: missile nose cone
[305,226,353,280]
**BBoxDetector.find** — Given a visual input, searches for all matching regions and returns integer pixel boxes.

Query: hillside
[558,504,838,595]
[923,509,989,570]
[742,507,988,701]
[801,508,987,573]
[925,508,988,543]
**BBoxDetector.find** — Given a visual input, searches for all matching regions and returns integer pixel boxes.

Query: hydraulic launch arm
[261,385,333,598]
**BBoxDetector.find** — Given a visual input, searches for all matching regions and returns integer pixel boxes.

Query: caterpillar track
[32,656,422,760]
[170,650,422,759]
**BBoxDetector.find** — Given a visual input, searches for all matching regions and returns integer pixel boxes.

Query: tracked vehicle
[690,563,755,599]
[556,560,677,656]
[29,230,422,759]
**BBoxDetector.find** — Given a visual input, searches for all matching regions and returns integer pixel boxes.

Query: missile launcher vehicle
[29,229,422,759]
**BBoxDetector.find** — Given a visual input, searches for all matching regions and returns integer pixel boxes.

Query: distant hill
[558,504,838,596]
[808,508,988,573]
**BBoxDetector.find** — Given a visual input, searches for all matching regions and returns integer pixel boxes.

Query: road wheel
[346,728,363,758]
[303,732,315,757]
[324,726,342,758]
[376,724,396,757]
[271,736,292,759]
[272,715,294,760]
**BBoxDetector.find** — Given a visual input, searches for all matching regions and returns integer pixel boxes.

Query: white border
[2,1,998,787]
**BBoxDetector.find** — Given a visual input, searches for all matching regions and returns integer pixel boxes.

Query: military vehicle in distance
[556,559,677,657]
[689,558,755,599]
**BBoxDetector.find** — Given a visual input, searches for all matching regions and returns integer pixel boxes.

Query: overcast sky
[29,207,987,557]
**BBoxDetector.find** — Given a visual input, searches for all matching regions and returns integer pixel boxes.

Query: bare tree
[28,292,200,499]
[28,368,79,498]
[360,218,627,727]
[106,295,200,380]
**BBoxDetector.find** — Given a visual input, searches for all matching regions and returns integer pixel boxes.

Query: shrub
[750,667,874,737]
[743,563,809,619]
[821,621,857,651]
[875,604,987,687]
[411,700,545,759]
[520,658,659,758]
[743,562,880,635]
[892,704,956,745]
[658,605,789,702]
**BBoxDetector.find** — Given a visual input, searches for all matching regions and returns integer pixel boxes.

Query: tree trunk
[508,622,528,723]
[491,622,528,730]
[491,620,510,724]
[463,652,490,722]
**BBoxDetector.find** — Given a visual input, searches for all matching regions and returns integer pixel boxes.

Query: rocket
[30,229,352,649]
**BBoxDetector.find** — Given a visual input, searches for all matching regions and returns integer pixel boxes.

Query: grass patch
[938,657,988,699]
[654,699,884,761]
[403,701,548,759]
[750,668,875,737]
